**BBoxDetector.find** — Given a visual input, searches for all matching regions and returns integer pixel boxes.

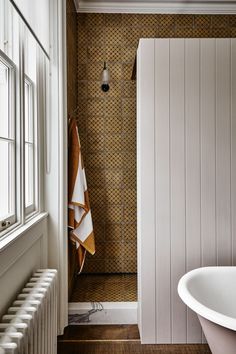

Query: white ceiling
[74,0,236,14]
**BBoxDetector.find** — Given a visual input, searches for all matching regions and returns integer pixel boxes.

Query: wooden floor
[57,325,211,354]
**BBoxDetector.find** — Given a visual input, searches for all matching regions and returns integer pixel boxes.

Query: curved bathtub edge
[178,267,236,332]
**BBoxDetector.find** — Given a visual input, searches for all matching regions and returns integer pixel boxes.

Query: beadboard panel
[137,38,236,344]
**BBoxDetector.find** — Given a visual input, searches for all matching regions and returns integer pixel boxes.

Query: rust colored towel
[68,117,95,273]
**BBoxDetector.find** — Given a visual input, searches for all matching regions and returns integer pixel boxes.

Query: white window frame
[24,74,37,217]
[0,49,16,233]
[0,21,46,239]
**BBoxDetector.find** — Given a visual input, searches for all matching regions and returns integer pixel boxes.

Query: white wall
[12,0,50,54]
[0,215,48,317]
[137,38,236,344]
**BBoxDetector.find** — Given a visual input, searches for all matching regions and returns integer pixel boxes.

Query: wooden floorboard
[58,324,140,341]
[57,325,211,354]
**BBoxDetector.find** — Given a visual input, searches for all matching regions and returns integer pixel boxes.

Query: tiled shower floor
[70,274,137,302]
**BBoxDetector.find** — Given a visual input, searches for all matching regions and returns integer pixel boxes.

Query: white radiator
[0,269,57,354]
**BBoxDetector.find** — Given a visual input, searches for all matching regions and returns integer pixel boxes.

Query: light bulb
[101,62,110,92]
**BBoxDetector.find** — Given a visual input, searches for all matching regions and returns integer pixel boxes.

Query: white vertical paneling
[155,39,171,343]
[185,39,202,343]
[216,39,231,266]
[137,39,156,344]
[200,39,217,267]
[170,39,186,343]
[232,39,236,265]
[138,38,236,344]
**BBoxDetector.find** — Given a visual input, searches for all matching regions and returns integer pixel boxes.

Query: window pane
[0,140,14,220]
[24,81,33,143]
[25,143,34,208]
[0,60,11,139]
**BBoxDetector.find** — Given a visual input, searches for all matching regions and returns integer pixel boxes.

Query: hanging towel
[68,117,95,273]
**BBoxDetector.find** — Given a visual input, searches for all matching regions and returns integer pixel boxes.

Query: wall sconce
[101,61,110,92]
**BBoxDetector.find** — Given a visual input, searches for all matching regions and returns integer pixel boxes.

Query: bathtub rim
[178,266,236,332]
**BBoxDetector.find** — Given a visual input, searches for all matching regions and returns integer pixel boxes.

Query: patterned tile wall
[67,0,78,296]
[76,13,236,274]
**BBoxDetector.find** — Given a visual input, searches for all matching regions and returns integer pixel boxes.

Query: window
[0,0,48,236]
[24,77,35,214]
[0,53,16,232]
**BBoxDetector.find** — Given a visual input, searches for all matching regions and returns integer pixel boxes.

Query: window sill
[0,212,48,252]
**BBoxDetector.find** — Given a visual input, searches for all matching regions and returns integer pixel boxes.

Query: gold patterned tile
[105,223,122,241]
[105,14,122,27]
[104,98,122,116]
[122,27,139,46]
[122,63,134,80]
[121,46,137,63]
[71,274,137,302]
[90,188,105,206]
[87,133,105,153]
[158,14,175,27]
[105,170,123,188]
[87,46,105,62]
[122,81,136,98]
[78,82,88,99]
[86,14,105,27]
[105,189,122,205]
[87,153,105,169]
[78,48,87,63]
[122,14,140,27]
[123,223,137,241]
[87,116,105,134]
[211,28,230,37]
[105,241,124,258]
[87,99,104,116]
[105,27,123,46]
[175,14,194,28]
[194,15,211,28]
[87,27,105,46]
[123,189,136,205]
[122,134,136,151]
[231,27,236,37]
[108,63,123,80]
[91,205,106,223]
[106,81,122,98]
[87,168,106,188]
[229,15,236,27]
[87,81,104,98]
[124,204,137,223]
[123,169,136,189]
[105,134,122,151]
[105,205,123,223]
[105,46,123,62]
[78,64,87,80]
[122,98,136,115]
[138,14,159,27]
[212,15,229,28]
[140,27,156,39]
[158,26,176,38]
[175,28,194,38]
[192,28,211,38]
[105,152,123,169]
[105,115,123,133]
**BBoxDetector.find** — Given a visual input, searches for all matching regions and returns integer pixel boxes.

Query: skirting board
[68,302,138,325]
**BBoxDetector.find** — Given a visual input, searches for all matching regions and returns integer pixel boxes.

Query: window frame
[24,74,37,217]
[0,49,17,233]
[0,18,47,240]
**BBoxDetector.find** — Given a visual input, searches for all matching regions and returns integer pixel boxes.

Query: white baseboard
[68,302,138,325]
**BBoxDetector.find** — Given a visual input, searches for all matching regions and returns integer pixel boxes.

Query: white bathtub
[178,267,236,354]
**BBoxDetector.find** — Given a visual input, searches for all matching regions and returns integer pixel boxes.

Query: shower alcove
[67,7,138,325]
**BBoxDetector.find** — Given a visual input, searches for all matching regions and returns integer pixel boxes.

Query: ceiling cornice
[74,0,236,14]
